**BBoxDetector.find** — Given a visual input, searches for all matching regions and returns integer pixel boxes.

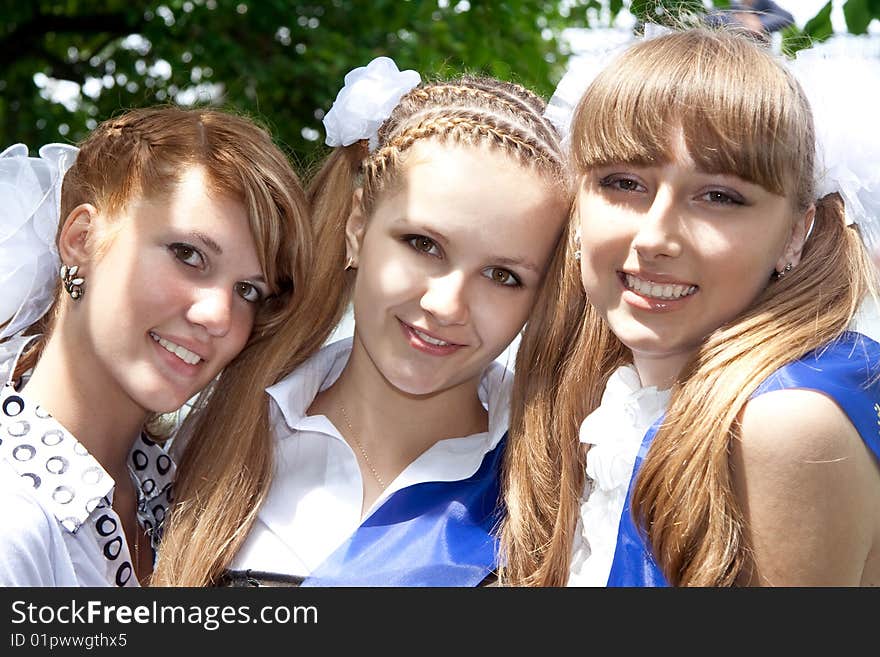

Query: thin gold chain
[338,405,386,490]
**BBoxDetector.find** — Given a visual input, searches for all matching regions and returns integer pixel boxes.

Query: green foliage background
[1,1,877,174]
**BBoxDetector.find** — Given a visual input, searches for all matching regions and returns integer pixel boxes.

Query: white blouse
[230,337,512,577]
[0,337,175,587]
[568,365,670,587]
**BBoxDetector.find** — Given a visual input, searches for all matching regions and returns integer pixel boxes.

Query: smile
[412,327,452,347]
[150,332,203,365]
[398,319,465,356]
[623,274,697,301]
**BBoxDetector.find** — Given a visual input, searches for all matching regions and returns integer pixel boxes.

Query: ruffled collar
[568,365,671,586]
[578,365,671,492]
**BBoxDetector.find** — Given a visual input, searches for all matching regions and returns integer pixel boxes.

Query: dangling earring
[60,264,85,300]
[344,256,356,272]
[774,262,793,280]
[573,232,582,262]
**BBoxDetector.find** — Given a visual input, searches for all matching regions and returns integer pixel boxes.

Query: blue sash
[606,331,880,587]
[300,435,506,587]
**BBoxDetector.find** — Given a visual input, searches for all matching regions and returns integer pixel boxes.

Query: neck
[23,332,147,480]
[312,337,489,470]
[631,349,695,390]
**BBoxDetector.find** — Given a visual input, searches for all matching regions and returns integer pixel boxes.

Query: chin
[137,388,192,415]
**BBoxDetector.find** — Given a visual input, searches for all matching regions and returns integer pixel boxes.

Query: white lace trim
[568,365,670,586]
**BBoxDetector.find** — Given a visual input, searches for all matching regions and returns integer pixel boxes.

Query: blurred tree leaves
[4,1,879,171]
[0,0,606,170]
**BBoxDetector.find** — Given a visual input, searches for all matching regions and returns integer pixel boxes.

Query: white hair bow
[0,143,80,340]
[322,56,421,152]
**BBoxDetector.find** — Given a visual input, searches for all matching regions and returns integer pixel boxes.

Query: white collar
[265,337,513,487]
[579,364,671,447]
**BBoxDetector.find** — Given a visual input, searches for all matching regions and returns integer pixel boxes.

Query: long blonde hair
[500,27,877,586]
[155,76,569,586]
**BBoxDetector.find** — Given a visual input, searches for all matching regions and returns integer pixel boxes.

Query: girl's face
[346,141,567,397]
[577,133,811,386]
[70,166,269,416]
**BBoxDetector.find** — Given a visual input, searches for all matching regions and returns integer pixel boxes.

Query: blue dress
[300,435,505,587]
[606,331,880,587]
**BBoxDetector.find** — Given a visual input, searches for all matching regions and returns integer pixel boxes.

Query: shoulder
[0,472,62,586]
[738,389,865,467]
[733,389,880,584]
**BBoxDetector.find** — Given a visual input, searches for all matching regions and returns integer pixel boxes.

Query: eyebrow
[190,231,267,284]
[491,255,541,275]
[192,231,223,255]
[395,219,542,275]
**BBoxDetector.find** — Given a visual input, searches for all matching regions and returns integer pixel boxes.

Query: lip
[617,271,699,312]
[397,319,465,356]
[149,330,208,377]
[620,269,696,287]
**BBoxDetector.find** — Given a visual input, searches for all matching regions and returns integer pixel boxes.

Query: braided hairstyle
[156,76,570,586]
[306,76,570,332]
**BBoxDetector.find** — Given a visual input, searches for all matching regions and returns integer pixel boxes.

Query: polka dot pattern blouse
[0,381,176,587]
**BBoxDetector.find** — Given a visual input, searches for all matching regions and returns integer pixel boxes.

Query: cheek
[473,289,534,343]
[360,247,426,304]
[229,305,257,345]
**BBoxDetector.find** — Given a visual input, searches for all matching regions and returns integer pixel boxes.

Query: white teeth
[150,332,202,365]
[625,274,697,300]
[413,328,451,346]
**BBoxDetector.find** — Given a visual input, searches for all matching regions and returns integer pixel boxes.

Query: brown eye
[483,267,520,287]
[169,243,205,269]
[406,235,440,256]
[235,281,262,303]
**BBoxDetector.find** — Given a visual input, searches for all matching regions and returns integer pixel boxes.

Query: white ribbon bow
[0,143,80,340]
[322,56,421,152]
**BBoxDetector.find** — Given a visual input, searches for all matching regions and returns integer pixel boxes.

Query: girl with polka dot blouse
[0,107,312,586]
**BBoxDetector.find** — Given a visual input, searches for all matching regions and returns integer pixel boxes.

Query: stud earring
[574,249,582,262]
[775,262,793,280]
[60,264,85,300]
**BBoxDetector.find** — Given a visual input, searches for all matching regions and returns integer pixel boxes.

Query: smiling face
[346,141,566,398]
[71,165,268,415]
[577,134,810,386]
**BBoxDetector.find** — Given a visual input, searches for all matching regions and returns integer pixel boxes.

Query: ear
[344,188,368,267]
[58,204,99,266]
[777,204,814,272]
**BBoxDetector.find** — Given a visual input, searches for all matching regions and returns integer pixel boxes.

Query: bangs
[571,29,814,201]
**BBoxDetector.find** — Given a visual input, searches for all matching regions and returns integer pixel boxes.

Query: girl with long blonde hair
[500,27,880,586]
[158,57,570,587]
[0,106,313,586]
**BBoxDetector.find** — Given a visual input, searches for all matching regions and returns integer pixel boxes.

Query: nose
[631,187,683,260]
[186,285,235,338]
[420,270,469,326]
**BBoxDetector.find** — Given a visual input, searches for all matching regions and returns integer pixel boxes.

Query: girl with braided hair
[178,57,570,587]
[0,106,314,586]
[500,26,880,587]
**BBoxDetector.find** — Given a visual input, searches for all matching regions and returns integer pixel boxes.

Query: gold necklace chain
[338,404,386,490]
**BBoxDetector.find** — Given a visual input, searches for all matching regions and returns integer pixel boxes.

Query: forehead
[382,141,567,259]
